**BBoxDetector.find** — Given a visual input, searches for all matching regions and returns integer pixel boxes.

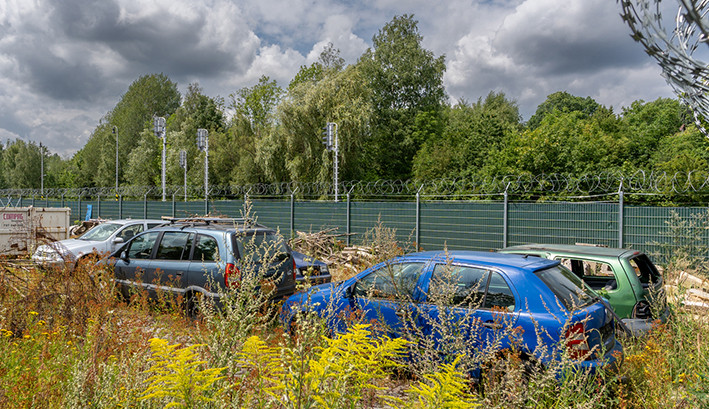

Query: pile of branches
[289,229,376,276]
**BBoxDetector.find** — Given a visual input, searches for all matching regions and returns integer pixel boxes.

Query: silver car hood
[36,239,107,258]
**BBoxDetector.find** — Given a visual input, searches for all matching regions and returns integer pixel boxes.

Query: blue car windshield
[79,223,121,241]
[535,265,596,311]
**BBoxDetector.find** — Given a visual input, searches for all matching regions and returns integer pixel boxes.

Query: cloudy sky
[0,0,676,157]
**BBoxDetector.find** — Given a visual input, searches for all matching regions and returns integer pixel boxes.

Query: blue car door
[350,261,428,337]
[420,263,519,355]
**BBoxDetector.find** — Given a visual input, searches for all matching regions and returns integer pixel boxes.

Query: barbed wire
[5,170,709,199]
[619,0,709,134]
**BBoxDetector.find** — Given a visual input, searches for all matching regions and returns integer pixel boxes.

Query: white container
[0,207,71,255]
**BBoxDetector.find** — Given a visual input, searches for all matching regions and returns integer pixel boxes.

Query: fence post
[119,195,123,219]
[97,195,101,218]
[61,193,64,208]
[143,194,148,219]
[78,195,82,221]
[346,191,351,246]
[32,195,35,207]
[618,187,624,248]
[503,183,510,249]
[172,193,176,217]
[290,190,295,239]
[416,185,423,251]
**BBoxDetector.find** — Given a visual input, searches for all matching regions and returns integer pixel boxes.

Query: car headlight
[33,246,65,262]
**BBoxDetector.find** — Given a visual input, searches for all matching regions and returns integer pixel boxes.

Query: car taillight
[225,263,240,288]
[292,258,297,281]
[565,322,591,360]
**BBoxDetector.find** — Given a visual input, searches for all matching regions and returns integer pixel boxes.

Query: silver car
[32,219,164,268]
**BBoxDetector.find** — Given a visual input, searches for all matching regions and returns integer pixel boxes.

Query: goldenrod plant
[403,356,479,408]
[237,323,408,408]
[140,338,226,408]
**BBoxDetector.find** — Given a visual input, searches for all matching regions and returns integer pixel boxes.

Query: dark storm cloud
[15,42,108,102]
[493,1,648,76]
[46,0,251,79]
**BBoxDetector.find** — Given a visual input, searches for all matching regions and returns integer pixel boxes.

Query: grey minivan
[108,218,297,313]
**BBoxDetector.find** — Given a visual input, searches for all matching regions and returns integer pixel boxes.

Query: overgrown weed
[3,209,709,407]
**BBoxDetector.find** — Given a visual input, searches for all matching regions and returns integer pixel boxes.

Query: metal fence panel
[507,202,619,248]
[420,201,504,251]
[350,202,416,245]
[8,194,709,265]
[293,201,347,234]
[624,206,709,259]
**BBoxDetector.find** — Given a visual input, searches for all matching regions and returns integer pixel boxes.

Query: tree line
[2,15,708,191]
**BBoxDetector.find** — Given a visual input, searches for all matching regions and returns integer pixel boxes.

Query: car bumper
[577,338,624,373]
[296,274,332,286]
[622,306,671,336]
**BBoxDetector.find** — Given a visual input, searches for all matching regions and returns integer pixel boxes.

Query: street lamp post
[179,150,187,202]
[197,129,209,211]
[321,122,339,202]
[153,117,167,201]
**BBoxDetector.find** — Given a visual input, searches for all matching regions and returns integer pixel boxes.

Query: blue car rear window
[535,265,595,311]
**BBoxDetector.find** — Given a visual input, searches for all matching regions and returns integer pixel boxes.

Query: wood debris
[289,229,375,280]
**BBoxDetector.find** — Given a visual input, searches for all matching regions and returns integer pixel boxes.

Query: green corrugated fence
[12,195,709,264]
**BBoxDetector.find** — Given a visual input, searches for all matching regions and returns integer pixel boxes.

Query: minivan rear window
[235,231,288,262]
[535,265,596,311]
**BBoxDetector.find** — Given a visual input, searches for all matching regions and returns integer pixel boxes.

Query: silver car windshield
[79,223,122,241]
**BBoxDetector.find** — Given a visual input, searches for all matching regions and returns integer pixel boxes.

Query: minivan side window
[193,235,219,262]
[127,231,159,259]
[155,232,193,260]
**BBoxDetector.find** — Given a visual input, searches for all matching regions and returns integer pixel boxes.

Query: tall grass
[0,209,707,408]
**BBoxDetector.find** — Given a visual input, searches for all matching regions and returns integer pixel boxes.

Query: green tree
[0,139,42,189]
[486,110,627,176]
[124,129,161,186]
[165,83,226,189]
[358,14,447,180]
[279,53,373,184]
[650,124,709,173]
[620,97,688,168]
[527,91,601,130]
[72,73,181,188]
[215,76,285,185]
[413,92,521,180]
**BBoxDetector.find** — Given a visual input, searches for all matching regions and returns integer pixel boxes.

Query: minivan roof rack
[160,216,254,226]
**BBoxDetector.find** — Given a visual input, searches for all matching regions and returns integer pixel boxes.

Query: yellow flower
[28,311,38,317]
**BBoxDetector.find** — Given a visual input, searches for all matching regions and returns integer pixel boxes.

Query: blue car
[282,251,623,375]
